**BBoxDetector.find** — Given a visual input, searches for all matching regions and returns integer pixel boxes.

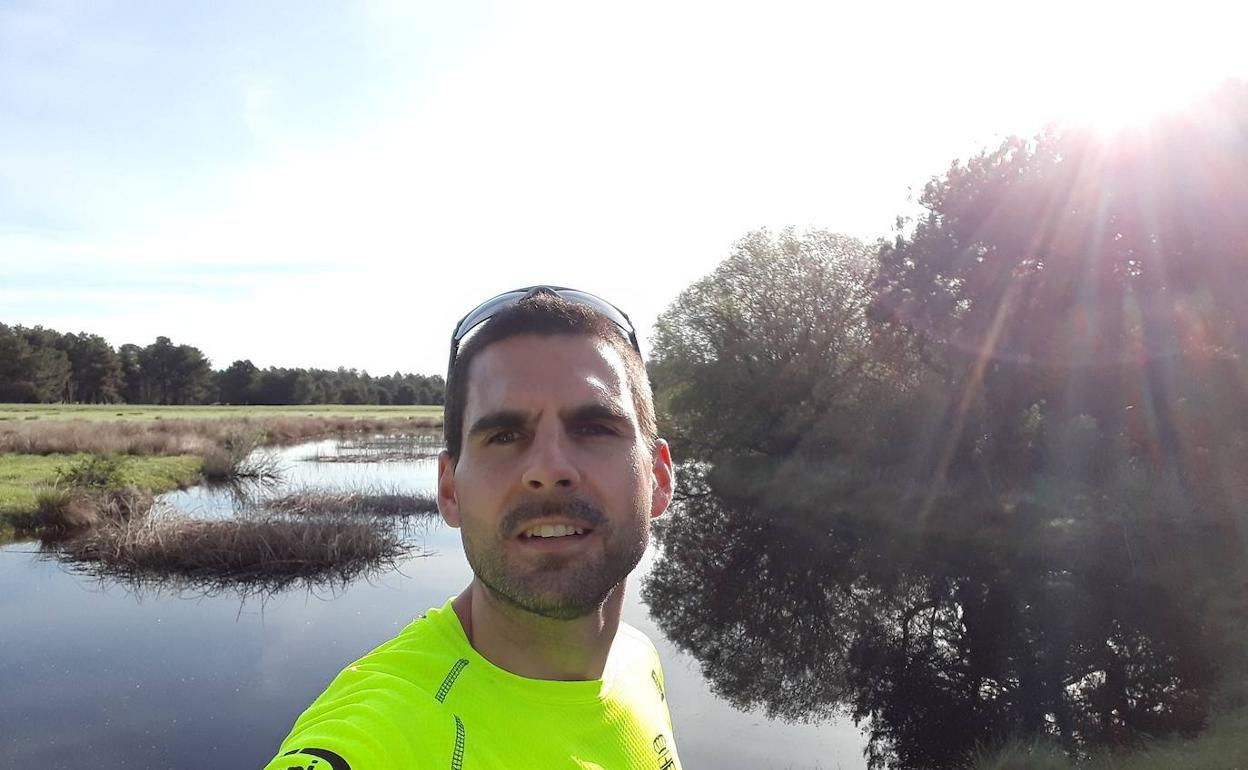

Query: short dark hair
[444,292,657,460]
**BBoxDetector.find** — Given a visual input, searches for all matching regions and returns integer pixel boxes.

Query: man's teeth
[524,524,586,538]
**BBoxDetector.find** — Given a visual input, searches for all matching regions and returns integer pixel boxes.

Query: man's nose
[521,429,581,491]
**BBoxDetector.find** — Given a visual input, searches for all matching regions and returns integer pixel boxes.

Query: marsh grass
[58,507,415,593]
[265,488,440,517]
[35,485,156,533]
[199,428,284,483]
[0,403,442,422]
[23,454,162,532]
[0,415,440,457]
[0,416,439,521]
[34,485,94,530]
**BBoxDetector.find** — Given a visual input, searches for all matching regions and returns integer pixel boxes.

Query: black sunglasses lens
[452,290,527,343]
[450,286,638,357]
[550,290,633,332]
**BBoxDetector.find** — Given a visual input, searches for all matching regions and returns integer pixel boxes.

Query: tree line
[0,326,444,406]
[644,82,1248,768]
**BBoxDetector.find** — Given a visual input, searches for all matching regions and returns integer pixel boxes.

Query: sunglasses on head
[447,286,641,378]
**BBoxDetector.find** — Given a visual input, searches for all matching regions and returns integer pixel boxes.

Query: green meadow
[0,453,202,514]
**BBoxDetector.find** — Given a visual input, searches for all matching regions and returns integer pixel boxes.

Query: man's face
[437,333,673,620]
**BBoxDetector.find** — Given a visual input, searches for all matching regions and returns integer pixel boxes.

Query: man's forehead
[463,333,634,414]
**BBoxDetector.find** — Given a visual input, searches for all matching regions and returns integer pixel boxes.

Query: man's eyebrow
[467,409,529,438]
[564,402,631,424]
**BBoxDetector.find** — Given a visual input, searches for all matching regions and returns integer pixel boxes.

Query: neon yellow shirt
[264,599,683,770]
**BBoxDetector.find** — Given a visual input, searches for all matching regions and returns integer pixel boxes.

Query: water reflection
[306,433,443,463]
[162,433,444,519]
[644,462,1217,769]
[3,436,873,769]
[38,434,447,602]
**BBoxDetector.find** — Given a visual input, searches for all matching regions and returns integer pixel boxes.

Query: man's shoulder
[614,620,662,663]
[261,674,458,770]
[615,621,680,702]
[263,604,469,770]
[261,694,461,770]
[313,604,467,699]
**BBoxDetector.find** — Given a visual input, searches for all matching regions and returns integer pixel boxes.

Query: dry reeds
[34,485,94,529]
[0,415,440,457]
[59,508,414,592]
[2,416,440,499]
[35,486,155,532]
[199,428,284,483]
[265,489,440,517]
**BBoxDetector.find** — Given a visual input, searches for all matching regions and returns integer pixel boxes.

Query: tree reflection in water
[643,462,1216,770]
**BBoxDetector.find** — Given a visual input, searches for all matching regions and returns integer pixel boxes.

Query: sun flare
[1026,1,1248,135]
[1055,66,1227,135]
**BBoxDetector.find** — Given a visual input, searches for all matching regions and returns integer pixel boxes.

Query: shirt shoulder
[263,602,470,770]
[260,697,459,770]
[613,621,666,678]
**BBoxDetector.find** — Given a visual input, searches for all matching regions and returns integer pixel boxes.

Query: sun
[1072,79,1189,134]
[1028,2,1248,136]
[1058,67,1222,136]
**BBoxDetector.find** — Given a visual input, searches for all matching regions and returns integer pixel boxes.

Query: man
[265,286,682,770]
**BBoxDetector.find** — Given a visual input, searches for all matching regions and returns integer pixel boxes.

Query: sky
[3,0,1246,376]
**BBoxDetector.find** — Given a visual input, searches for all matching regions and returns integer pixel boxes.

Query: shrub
[55,454,128,489]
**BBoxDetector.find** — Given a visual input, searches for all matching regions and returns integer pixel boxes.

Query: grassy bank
[0,453,201,517]
[973,708,1248,769]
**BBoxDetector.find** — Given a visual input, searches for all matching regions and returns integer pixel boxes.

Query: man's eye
[488,430,520,445]
[575,423,614,437]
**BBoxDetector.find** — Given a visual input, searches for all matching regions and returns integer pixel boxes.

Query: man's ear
[437,450,462,528]
[649,439,675,520]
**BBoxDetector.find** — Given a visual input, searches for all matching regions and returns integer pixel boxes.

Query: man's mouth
[520,524,592,539]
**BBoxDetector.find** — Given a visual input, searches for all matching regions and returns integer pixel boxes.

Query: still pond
[1,434,868,769]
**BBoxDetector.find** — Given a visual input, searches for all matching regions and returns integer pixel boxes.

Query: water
[1,435,869,769]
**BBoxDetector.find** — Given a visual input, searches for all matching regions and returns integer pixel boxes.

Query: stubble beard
[462,497,649,621]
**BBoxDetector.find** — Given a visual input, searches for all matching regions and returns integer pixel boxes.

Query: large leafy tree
[135,336,213,405]
[871,82,1248,487]
[252,368,310,405]
[217,359,260,404]
[0,325,73,402]
[117,343,144,403]
[64,332,124,403]
[646,84,1248,769]
[0,324,39,402]
[650,227,910,459]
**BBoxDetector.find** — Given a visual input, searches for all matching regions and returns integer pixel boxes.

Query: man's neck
[451,580,624,681]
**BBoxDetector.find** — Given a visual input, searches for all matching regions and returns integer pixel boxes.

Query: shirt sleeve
[262,668,459,770]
